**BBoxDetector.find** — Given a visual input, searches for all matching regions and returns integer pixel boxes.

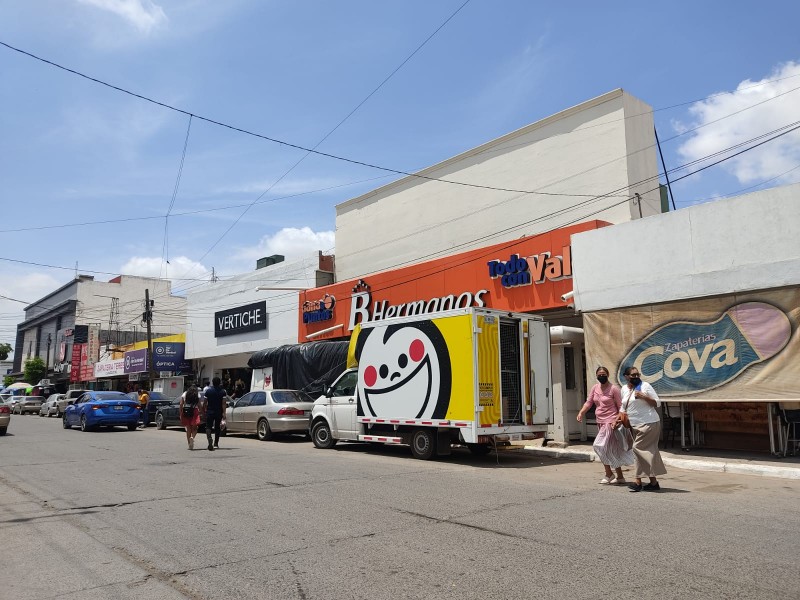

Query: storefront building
[296,89,667,443]
[571,183,800,453]
[300,221,610,442]
[186,252,334,393]
[12,274,185,391]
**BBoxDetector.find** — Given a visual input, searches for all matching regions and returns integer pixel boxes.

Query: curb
[521,446,800,480]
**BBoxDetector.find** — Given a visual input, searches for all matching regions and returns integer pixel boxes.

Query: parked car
[225,390,314,441]
[0,402,10,435]
[13,396,45,415]
[155,396,230,434]
[63,391,141,432]
[127,391,175,427]
[56,389,90,417]
[39,394,63,417]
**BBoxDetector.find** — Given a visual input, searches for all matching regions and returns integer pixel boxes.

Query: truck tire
[410,428,437,460]
[311,421,336,449]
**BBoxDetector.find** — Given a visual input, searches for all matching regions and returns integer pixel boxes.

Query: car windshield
[271,391,314,403]
[94,393,129,401]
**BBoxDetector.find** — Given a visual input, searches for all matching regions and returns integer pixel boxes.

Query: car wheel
[256,418,273,442]
[311,421,336,449]
[156,413,166,430]
[410,428,437,460]
[127,423,138,431]
[80,415,90,432]
[63,414,71,429]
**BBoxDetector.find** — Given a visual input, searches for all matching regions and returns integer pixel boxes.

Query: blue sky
[1,1,799,348]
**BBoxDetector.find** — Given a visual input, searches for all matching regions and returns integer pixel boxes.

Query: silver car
[39,394,63,417]
[225,390,315,441]
[0,401,10,434]
[13,396,45,415]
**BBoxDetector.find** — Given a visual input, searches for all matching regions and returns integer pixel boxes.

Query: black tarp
[247,341,349,396]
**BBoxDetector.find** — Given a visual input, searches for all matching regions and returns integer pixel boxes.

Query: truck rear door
[527,320,552,425]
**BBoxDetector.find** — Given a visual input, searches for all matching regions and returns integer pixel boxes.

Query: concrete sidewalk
[513,440,800,480]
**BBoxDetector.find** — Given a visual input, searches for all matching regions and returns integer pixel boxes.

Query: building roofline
[337,88,630,212]
[23,276,93,311]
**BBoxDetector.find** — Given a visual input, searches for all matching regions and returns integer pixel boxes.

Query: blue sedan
[63,391,141,432]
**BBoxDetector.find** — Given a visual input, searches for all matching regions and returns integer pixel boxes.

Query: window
[251,392,266,407]
[271,391,309,404]
[331,371,358,397]
[234,393,253,409]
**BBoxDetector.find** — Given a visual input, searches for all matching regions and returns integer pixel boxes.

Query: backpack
[181,400,195,418]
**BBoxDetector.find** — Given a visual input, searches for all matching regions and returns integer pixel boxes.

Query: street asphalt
[1,414,799,600]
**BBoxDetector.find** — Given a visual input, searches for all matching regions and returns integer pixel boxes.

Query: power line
[0,38,616,199]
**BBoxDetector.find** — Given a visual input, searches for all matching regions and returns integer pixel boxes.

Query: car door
[329,370,359,439]
[67,394,86,426]
[228,393,253,433]
[244,392,266,433]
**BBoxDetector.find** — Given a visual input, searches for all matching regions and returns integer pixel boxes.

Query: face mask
[630,377,642,387]
[597,375,608,384]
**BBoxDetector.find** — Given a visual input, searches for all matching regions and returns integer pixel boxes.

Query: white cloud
[675,61,800,185]
[119,255,210,282]
[77,0,167,33]
[234,227,335,264]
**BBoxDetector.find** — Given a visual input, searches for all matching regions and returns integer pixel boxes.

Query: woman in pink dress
[179,386,201,450]
[577,366,633,484]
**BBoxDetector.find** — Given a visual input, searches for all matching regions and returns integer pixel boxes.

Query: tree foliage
[0,343,11,361]
[3,375,14,387]
[23,357,47,386]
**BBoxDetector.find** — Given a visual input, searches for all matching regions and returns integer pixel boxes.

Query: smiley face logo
[356,321,451,419]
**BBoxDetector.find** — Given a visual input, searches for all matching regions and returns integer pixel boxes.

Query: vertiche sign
[214,301,268,338]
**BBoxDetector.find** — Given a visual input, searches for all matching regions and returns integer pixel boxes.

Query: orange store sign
[299,221,607,340]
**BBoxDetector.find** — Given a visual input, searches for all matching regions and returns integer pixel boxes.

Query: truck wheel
[410,428,437,460]
[311,421,336,449]
[256,418,273,441]
[467,443,491,456]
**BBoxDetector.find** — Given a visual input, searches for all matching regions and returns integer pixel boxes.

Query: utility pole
[144,289,155,391]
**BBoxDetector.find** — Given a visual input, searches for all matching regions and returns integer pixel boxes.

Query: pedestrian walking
[180,386,201,450]
[577,366,633,484]
[203,377,226,451]
[618,366,667,492]
[138,388,150,427]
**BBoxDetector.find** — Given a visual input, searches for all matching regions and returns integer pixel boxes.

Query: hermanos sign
[347,280,488,330]
[299,221,607,341]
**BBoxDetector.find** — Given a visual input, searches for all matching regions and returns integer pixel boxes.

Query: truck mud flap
[436,430,452,456]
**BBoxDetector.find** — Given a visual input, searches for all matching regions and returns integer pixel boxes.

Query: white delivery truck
[309,307,552,459]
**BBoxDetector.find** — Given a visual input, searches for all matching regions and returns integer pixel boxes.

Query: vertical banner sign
[70,344,84,383]
[81,325,101,381]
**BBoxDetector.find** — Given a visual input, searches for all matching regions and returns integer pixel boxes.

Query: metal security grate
[499,320,522,424]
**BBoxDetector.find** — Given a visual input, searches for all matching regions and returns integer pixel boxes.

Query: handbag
[618,386,634,429]
[613,421,634,451]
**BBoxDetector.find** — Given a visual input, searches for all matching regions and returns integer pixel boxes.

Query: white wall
[571,183,800,312]
[334,89,660,280]
[186,253,321,361]
[76,276,186,336]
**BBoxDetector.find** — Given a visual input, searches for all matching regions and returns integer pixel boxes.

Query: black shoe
[643,482,661,491]
[208,443,214,451]
[628,483,643,492]
[214,443,219,448]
